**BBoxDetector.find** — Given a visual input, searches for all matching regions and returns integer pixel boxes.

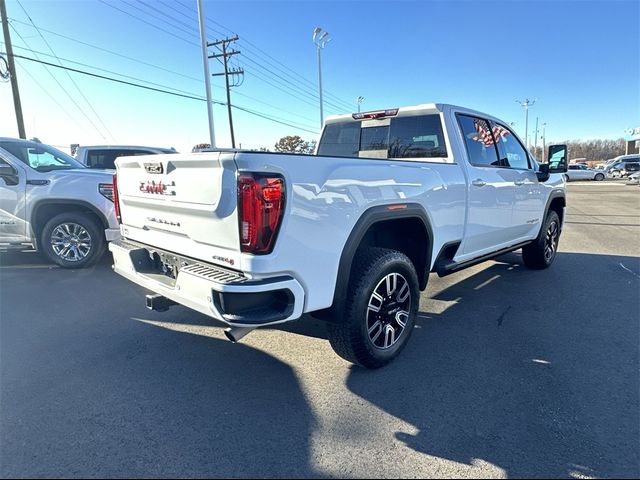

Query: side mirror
[547,144,568,173]
[536,163,550,182]
[0,163,19,186]
[0,163,17,177]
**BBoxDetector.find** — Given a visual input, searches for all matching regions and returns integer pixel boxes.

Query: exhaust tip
[224,329,238,343]
[224,326,255,343]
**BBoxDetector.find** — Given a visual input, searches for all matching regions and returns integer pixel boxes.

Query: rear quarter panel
[233,152,467,312]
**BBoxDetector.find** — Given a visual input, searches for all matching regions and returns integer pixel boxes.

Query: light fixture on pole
[516,98,536,149]
[356,96,365,113]
[313,27,331,128]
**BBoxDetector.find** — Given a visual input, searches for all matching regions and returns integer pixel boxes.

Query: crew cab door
[0,153,27,242]
[457,114,521,256]
[490,121,545,240]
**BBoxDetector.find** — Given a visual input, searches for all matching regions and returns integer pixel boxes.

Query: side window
[490,121,530,169]
[388,114,448,158]
[130,150,155,156]
[457,115,500,167]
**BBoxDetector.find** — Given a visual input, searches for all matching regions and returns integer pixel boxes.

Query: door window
[457,115,500,167]
[490,121,530,170]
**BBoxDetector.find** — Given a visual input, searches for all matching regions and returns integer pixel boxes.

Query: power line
[171,0,353,110]
[166,0,352,112]
[15,59,94,137]
[8,53,319,134]
[7,43,217,97]
[4,21,318,125]
[96,0,199,48]
[9,24,109,142]
[99,0,351,114]
[120,0,198,41]
[7,18,203,83]
[15,0,116,142]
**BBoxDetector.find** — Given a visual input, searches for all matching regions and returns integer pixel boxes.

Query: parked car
[109,103,567,368]
[608,161,640,178]
[74,145,176,170]
[0,137,118,268]
[565,164,605,181]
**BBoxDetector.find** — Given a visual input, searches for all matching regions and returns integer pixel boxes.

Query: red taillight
[112,173,122,224]
[238,173,285,254]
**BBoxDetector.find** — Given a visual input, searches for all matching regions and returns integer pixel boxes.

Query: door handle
[472,179,486,187]
[514,180,525,186]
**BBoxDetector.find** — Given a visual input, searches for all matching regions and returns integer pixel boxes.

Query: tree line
[530,138,626,162]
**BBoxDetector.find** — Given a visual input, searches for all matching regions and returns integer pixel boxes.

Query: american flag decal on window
[473,119,510,146]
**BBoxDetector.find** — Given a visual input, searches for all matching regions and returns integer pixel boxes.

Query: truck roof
[75,145,175,151]
[324,103,507,125]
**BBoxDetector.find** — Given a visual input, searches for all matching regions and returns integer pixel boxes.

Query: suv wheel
[327,247,420,369]
[41,212,105,268]
[522,210,561,270]
[595,173,605,181]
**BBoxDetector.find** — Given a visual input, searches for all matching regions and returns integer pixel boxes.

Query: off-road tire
[522,210,561,270]
[327,247,420,369]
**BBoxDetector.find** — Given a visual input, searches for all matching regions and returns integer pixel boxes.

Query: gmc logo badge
[139,180,176,196]
[144,163,163,174]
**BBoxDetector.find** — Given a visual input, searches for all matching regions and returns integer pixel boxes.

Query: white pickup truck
[0,138,119,267]
[109,103,568,368]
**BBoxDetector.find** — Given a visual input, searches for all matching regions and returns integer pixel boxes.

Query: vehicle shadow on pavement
[0,256,326,479]
[346,252,640,478]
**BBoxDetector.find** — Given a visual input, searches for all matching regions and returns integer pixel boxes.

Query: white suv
[0,138,119,268]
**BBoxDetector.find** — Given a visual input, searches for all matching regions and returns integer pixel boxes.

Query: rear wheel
[522,210,561,269]
[327,247,420,369]
[40,212,105,268]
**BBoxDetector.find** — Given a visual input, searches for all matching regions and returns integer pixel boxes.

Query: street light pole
[357,96,364,113]
[516,98,536,149]
[313,27,330,128]
[541,122,547,160]
[534,116,539,155]
[197,0,216,148]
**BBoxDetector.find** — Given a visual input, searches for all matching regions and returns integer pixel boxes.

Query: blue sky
[1,0,638,153]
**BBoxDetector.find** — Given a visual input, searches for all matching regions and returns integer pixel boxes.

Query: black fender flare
[328,203,434,314]
[541,190,566,233]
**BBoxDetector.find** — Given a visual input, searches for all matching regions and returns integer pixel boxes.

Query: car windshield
[0,140,85,172]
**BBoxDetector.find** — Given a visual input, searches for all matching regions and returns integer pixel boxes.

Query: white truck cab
[0,138,119,267]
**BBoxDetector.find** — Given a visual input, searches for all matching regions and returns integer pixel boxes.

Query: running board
[435,241,531,277]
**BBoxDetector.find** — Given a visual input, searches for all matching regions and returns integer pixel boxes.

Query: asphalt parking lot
[1,182,638,479]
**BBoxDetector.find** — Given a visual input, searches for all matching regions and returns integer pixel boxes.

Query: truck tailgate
[115,152,240,265]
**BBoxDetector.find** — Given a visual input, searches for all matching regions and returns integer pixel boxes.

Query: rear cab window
[86,149,156,169]
[317,111,448,160]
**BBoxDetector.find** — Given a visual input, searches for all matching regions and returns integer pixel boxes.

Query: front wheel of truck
[522,210,561,270]
[327,247,420,369]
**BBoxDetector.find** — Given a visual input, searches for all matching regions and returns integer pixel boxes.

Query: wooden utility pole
[208,36,243,148]
[1,0,26,138]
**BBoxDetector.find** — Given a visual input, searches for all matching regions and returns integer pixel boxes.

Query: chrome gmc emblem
[144,162,163,174]
[139,180,176,196]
